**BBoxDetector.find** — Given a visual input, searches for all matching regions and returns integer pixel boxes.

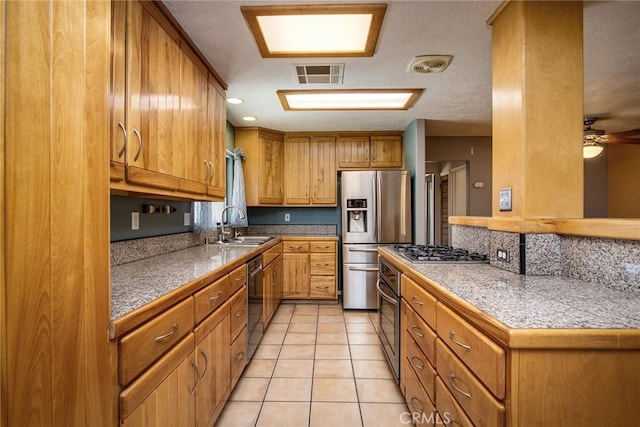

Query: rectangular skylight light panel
[277,89,424,110]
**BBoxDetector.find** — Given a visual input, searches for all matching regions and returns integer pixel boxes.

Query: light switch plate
[184,212,191,226]
[284,213,291,222]
[131,212,139,230]
[499,188,512,211]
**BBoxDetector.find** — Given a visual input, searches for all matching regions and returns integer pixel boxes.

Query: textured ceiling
[163,0,640,136]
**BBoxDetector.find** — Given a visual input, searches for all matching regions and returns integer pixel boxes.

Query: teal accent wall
[247,206,340,227]
[110,195,193,242]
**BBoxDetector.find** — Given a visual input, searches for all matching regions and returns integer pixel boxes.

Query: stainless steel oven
[377,257,401,383]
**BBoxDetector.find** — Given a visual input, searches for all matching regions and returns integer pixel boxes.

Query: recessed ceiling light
[241,4,386,58]
[242,116,257,122]
[227,97,244,104]
[277,89,424,111]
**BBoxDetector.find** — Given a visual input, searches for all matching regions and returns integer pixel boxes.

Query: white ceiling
[163,0,640,136]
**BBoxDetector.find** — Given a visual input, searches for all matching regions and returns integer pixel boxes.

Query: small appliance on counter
[341,170,412,309]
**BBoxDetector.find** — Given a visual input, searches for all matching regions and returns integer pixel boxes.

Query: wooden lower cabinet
[282,238,338,300]
[263,247,283,329]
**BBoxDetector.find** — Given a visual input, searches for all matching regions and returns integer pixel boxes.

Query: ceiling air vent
[408,55,453,74]
[294,64,345,85]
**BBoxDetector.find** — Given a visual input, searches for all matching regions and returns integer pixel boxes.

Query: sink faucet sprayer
[219,205,246,242]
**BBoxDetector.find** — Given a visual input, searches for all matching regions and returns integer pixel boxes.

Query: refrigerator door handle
[372,176,378,241]
[376,175,382,241]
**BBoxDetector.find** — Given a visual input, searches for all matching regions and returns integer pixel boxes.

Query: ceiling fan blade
[601,135,640,144]
[605,128,640,138]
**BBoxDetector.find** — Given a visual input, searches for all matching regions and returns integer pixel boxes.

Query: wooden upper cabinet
[310,136,337,205]
[123,1,181,190]
[110,1,126,182]
[370,135,403,168]
[337,136,370,168]
[285,136,311,205]
[207,83,226,198]
[337,134,403,169]
[236,128,285,206]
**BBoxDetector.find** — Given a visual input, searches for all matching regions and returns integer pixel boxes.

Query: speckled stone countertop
[111,244,261,320]
[379,247,640,330]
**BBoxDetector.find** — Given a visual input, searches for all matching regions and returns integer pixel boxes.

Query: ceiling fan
[583,117,640,158]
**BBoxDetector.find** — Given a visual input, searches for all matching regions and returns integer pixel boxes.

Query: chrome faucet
[219,205,246,242]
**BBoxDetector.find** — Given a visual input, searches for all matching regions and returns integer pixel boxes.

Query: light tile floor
[216,303,410,427]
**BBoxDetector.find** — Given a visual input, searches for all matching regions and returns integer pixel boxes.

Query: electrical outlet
[184,212,191,226]
[496,248,509,262]
[131,212,139,231]
[499,188,512,211]
[284,213,291,222]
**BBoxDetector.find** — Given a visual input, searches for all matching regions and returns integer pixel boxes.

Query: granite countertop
[111,244,261,320]
[380,247,640,330]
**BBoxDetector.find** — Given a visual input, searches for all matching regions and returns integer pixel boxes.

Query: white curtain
[229,147,248,227]
[192,201,218,233]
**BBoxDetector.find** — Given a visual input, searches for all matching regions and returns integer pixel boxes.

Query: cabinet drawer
[436,339,505,427]
[401,354,437,422]
[310,253,336,275]
[309,240,337,253]
[230,327,247,389]
[310,276,337,298]
[283,241,310,253]
[436,303,505,399]
[403,332,436,402]
[119,298,194,385]
[435,375,474,427]
[263,243,282,266]
[229,264,247,295]
[230,287,248,342]
[402,275,437,329]
[194,275,230,324]
[402,300,437,365]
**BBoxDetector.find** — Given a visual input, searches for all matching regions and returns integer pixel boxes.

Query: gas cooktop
[391,245,489,264]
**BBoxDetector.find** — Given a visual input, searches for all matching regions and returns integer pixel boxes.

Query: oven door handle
[376,280,398,306]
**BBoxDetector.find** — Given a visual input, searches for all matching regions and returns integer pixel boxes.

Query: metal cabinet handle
[117,121,127,158]
[209,292,223,302]
[411,296,424,306]
[198,347,208,381]
[208,160,215,183]
[204,160,210,181]
[410,396,424,414]
[154,323,178,342]
[272,270,277,285]
[235,309,245,317]
[189,359,199,395]
[449,331,471,351]
[235,352,245,362]
[132,128,142,161]
[410,356,424,371]
[411,325,424,338]
[449,373,472,399]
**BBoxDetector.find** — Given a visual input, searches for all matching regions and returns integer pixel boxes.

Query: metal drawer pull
[449,331,471,351]
[235,309,245,317]
[348,267,379,272]
[198,347,208,381]
[132,128,142,161]
[316,263,331,266]
[411,296,424,306]
[154,323,178,342]
[411,325,424,338]
[117,121,127,158]
[316,286,329,289]
[410,396,424,413]
[189,359,199,395]
[235,352,245,362]
[410,356,425,370]
[209,292,223,302]
[449,374,472,399]
[348,247,378,252]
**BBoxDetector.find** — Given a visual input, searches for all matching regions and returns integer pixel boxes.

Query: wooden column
[489,1,584,222]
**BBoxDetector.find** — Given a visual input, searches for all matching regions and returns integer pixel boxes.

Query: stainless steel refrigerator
[342,170,412,309]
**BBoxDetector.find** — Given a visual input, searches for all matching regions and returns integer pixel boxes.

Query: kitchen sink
[213,236,275,246]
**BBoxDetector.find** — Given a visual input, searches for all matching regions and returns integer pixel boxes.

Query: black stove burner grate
[392,244,488,263]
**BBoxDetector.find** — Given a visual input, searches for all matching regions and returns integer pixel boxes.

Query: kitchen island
[378,246,640,426]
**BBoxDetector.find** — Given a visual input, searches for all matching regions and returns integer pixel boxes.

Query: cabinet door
[370,135,403,168]
[179,46,209,195]
[282,253,309,298]
[125,1,180,190]
[207,83,226,198]
[273,256,283,308]
[259,135,285,204]
[262,261,274,328]
[310,136,337,205]
[337,136,370,168]
[284,136,311,205]
[110,1,126,181]
[195,307,231,427]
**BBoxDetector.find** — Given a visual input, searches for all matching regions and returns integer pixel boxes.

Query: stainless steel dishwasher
[246,254,263,360]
